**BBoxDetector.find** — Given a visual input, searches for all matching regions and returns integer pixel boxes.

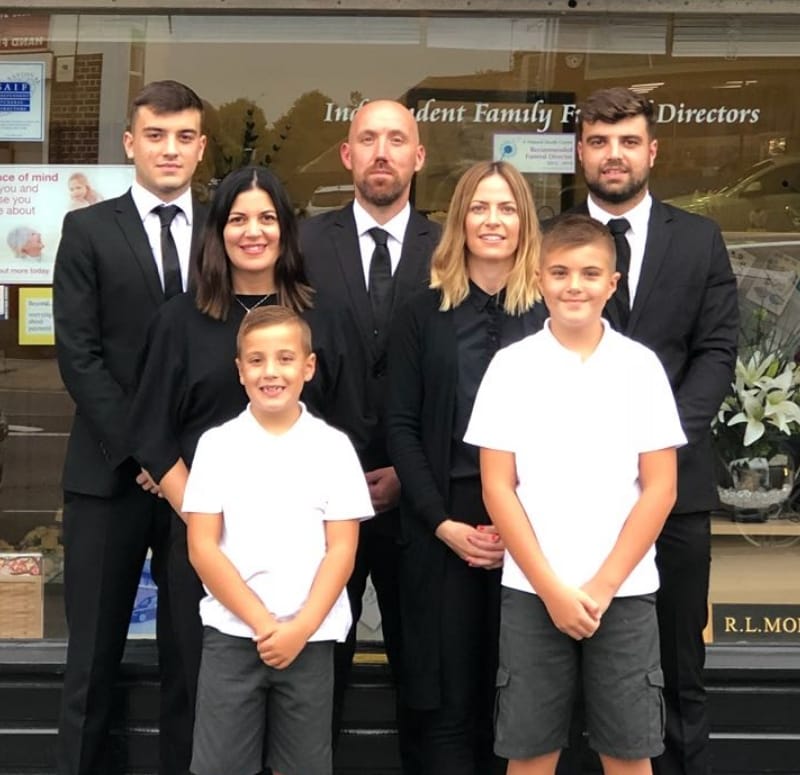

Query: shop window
[1,9,799,644]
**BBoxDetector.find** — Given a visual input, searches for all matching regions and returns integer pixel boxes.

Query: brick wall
[48,54,102,164]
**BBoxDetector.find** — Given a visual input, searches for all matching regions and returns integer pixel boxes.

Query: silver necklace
[235,292,275,314]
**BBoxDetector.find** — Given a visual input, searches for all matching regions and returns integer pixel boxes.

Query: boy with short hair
[465,214,687,775]
[184,306,373,775]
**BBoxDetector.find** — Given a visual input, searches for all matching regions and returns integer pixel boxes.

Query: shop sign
[323,97,761,129]
[713,603,800,643]
[0,13,49,52]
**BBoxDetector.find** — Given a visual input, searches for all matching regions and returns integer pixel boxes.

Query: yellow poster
[18,286,53,345]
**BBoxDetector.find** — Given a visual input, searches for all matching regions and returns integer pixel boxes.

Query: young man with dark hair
[53,79,207,775]
[564,86,739,775]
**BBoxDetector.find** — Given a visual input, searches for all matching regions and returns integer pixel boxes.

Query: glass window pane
[1,8,799,644]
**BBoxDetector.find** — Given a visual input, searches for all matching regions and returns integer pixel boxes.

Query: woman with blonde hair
[67,172,103,210]
[387,160,546,775]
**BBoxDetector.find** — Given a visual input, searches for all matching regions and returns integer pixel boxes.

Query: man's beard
[585,171,648,206]
[356,176,405,208]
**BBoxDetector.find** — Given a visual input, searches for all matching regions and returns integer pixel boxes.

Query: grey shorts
[495,587,665,761]
[191,626,334,775]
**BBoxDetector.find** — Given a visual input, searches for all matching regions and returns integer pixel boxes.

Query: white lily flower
[715,352,800,452]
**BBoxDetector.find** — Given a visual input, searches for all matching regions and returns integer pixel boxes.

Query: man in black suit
[53,80,207,775]
[300,99,440,773]
[566,87,738,775]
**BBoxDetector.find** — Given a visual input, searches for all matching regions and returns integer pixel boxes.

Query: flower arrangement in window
[713,350,800,461]
[713,309,800,519]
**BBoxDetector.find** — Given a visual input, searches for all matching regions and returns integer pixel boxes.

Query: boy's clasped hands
[541,574,616,641]
[253,615,314,671]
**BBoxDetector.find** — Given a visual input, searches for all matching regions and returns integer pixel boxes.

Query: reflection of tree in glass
[195,91,351,211]
[265,90,352,210]
[205,99,272,178]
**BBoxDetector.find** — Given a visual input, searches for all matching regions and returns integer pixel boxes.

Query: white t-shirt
[183,405,374,641]
[464,321,686,597]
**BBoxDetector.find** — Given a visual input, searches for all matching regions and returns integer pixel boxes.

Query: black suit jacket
[568,197,739,513]
[300,203,441,471]
[53,190,206,497]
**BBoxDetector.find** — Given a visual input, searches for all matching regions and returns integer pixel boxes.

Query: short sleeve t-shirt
[183,405,373,640]
[465,322,686,597]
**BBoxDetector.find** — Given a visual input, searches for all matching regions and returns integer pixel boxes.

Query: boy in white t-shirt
[465,214,687,775]
[183,306,373,775]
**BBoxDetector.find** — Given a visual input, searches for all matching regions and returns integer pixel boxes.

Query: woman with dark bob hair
[131,165,345,747]
[193,166,312,320]
[387,160,547,775]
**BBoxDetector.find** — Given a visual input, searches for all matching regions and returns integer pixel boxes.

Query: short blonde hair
[430,161,540,314]
[542,214,616,270]
[236,306,312,356]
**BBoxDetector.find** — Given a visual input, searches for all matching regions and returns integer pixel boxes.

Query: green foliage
[198,90,352,210]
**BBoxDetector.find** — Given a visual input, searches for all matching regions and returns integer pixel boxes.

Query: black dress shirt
[450,281,529,479]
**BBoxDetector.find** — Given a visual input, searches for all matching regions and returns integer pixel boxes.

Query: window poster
[0,61,45,141]
[727,239,800,343]
[18,286,53,345]
[0,165,135,285]
[493,132,576,175]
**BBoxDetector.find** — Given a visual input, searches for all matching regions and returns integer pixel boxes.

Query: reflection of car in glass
[304,184,355,217]
[666,156,800,232]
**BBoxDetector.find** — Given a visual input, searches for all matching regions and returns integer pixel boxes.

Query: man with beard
[300,99,441,773]
[561,87,738,775]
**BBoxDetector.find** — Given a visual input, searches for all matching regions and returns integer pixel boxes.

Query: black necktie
[368,227,393,337]
[607,217,631,329]
[155,205,183,300]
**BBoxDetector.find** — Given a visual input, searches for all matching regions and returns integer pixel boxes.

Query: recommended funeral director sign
[0,165,134,284]
[0,62,45,141]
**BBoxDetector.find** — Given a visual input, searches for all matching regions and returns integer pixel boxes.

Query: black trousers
[653,512,712,775]
[160,513,206,773]
[57,481,189,775]
[333,509,422,774]
[414,549,505,775]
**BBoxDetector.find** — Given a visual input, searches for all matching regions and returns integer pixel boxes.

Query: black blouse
[131,293,344,483]
[131,293,267,482]
[450,281,531,479]
[387,288,546,534]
